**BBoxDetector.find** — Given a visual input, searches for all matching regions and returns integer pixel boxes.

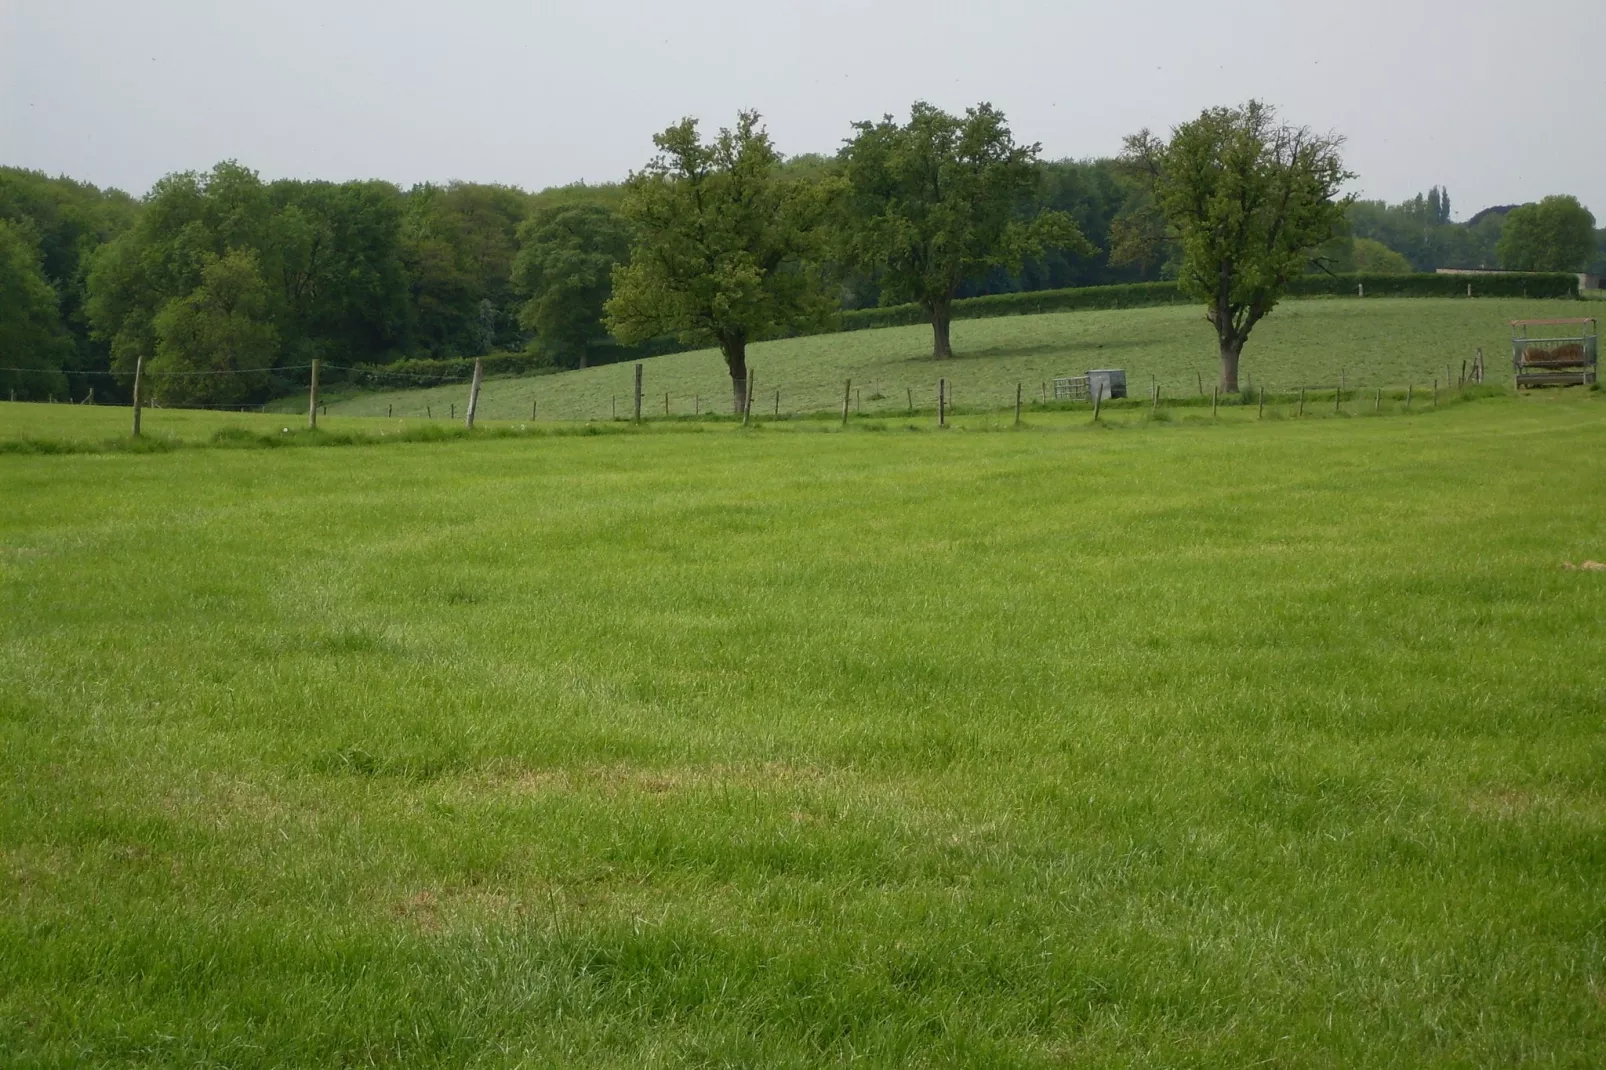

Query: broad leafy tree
[400,183,529,358]
[838,102,1091,359]
[0,168,138,396]
[1120,101,1351,392]
[149,248,277,406]
[1352,238,1411,274]
[269,179,411,364]
[606,112,828,412]
[1497,195,1597,272]
[0,219,72,400]
[86,162,278,386]
[512,204,631,368]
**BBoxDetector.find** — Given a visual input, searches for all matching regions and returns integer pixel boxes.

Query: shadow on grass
[891,337,1155,366]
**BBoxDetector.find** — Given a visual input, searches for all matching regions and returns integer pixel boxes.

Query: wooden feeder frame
[1511,318,1597,389]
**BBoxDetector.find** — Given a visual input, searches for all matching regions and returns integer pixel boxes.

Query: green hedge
[1289,272,1578,299]
[839,272,1580,332]
[344,351,555,386]
[348,336,690,384]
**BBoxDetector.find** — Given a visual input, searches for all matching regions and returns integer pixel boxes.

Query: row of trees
[3,106,1603,405]
[0,148,1168,404]
[1348,187,1603,275]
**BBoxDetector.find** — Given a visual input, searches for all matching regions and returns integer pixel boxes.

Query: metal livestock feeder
[1511,318,1597,389]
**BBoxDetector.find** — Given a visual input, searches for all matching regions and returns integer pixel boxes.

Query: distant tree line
[3,106,1603,404]
[1346,186,1603,276]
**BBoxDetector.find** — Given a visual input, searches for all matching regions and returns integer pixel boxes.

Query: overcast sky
[3,0,1603,219]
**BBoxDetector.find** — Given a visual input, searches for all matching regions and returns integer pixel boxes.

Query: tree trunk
[1219,339,1242,394]
[577,348,588,370]
[723,337,748,414]
[929,303,953,360]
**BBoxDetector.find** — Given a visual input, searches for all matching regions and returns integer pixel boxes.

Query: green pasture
[3,391,1605,1066]
[311,296,1583,422]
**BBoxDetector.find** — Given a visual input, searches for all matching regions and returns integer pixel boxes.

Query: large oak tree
[838,102,1091,360]
[1120,101,1351,393]
[606,112,829,413]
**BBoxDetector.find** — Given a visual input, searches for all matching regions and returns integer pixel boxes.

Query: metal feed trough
[1052,376,1090,401]
[1052,369,1127,403]
[1512,318,1597,389]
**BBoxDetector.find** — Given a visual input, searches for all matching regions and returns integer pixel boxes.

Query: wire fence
[3,349,1506,429]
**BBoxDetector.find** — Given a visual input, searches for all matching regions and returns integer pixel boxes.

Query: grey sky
[3,0,1603,219]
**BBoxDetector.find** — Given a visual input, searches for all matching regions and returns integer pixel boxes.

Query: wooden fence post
[1257,386,1265,420]
[387,404,393,418]
[1015,382,1022,427]
[1432,378,1438,407]
[1093,383,1102,422]
[938,378,946,428]
[1334,381,1341,414]
[1211,385,1218,417]
[1196,369,1204,395]
[465,357,483,428]
[307,358,320,430]
[1152,382,1160,417]
[633,364,643,423]
[1375,387,1381,413]
[1298,387,1306,417]
[907,387,913,413]
[841,378,851,426]
[131,356,144,437]
[774,389,779,417]
[532,399,537,420]
[855,387,861,414]
[742,369,755,427]
[665,392,670,416]
[1406,384,1413,410]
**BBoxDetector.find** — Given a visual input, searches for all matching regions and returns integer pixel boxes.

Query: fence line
[4,353,1506,430]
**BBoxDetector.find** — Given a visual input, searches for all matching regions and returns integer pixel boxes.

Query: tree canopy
[149,248,277,405]
[512,204,631,368]
[605,111,830,412]
[1120,101,1352,392]
[0,219,72,400]
[3,107,1600,409]
[1497,195,1598,272]
[837,102,1091,359]
[1352,238,1412,274]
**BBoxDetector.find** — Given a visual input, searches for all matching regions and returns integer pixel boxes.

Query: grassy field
[3,390,1605,1065]
[307,296,1587,422]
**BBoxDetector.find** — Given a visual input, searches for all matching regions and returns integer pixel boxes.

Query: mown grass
[3,393,1605,1066]
[307,296,1584,422]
